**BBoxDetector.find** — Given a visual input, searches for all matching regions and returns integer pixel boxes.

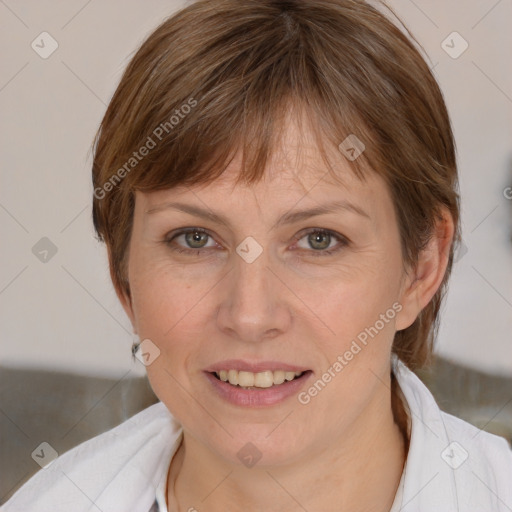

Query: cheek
[309,253,401,318]
[303,259,403,361]
[128,262,210,411]
[128,250,217,339]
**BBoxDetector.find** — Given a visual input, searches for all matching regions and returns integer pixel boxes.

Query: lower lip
[204,371,313,407]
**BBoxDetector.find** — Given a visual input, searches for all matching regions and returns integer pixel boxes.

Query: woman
[3,0,511,511]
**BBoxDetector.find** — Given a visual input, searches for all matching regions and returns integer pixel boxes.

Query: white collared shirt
[3,359,511,512]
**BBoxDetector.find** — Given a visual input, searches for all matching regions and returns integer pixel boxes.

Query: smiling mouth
[210,369,311,389]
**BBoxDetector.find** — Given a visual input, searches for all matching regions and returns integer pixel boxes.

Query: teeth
[227,369,238,385]
[253,371,273,388]
[214,369,304,388]
[238,371,255,387]
[273,370,285,385]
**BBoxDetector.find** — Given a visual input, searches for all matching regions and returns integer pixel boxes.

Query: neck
[167,376,408,512]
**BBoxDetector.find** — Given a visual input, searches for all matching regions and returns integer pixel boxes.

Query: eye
[293,229,348,256]
[165,227,219,254]
[164,227,348,257]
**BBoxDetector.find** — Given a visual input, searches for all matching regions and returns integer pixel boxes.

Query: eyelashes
[164,227,349,258]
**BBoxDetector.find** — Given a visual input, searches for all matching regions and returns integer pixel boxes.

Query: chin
[210,427,309,469]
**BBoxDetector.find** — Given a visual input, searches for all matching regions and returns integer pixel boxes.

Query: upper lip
[205,359,310,373]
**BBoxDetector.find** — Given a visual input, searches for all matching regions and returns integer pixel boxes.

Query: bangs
[124,94,371,195]
[118,89,373,200]
[94,1,398,199]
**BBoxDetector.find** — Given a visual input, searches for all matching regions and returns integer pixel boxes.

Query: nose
[215,249,292,344]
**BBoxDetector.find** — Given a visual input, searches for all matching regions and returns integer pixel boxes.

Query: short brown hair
[92,0,461,370]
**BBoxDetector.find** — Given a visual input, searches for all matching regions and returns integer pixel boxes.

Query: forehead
[136,109,390,218]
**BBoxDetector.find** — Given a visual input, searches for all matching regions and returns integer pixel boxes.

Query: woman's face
[120,121,422,467]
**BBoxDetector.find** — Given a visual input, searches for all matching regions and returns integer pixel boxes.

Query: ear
[395,207,455,331]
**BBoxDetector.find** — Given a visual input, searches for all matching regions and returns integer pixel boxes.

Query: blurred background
[1,0,511,503]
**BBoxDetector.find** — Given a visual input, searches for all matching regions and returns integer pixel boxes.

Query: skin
[117,113,454,512]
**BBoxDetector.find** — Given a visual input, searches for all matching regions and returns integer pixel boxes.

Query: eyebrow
[144,199,371,229]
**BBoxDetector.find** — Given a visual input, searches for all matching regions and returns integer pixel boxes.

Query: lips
[204,369,313,407]
[205,359,309,374]
[203,359,313,406]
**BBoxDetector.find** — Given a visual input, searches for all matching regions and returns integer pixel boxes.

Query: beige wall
[1,0,511,376]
